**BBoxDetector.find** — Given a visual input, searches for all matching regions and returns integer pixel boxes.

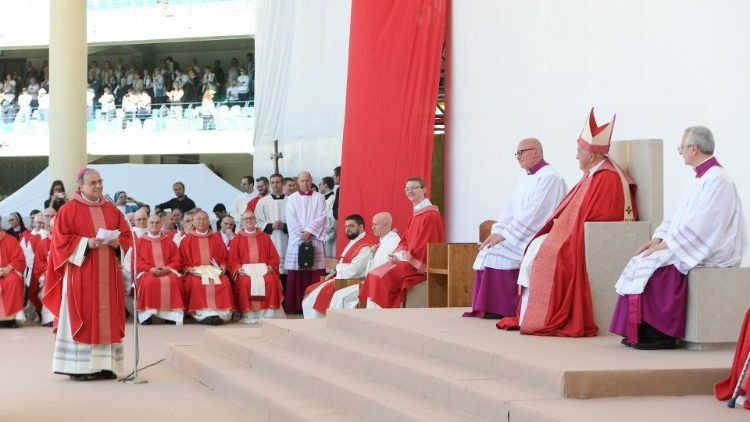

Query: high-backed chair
[585,139,663,333]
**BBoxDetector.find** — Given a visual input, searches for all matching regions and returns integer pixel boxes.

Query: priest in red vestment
[228,210,286,323]
[136,215,185,325]
[716,306,750,409]
[179,210,234,325]
[360,177,445,308]
[42,168,132,381]
[0,229,26,328]
[31,214,54,326]
[498,108,637,337]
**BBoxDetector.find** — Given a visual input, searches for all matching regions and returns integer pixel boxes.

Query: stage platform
[167,308,748,422]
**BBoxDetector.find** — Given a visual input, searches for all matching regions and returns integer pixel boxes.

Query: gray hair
[684,126,715,155]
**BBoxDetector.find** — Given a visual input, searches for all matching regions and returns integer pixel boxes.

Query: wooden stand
[334,278,365,309]
[426,243,477,307]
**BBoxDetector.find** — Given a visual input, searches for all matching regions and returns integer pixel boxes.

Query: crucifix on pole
[270,139,283,174]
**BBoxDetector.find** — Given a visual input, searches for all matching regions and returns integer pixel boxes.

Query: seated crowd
[0,108,744,356]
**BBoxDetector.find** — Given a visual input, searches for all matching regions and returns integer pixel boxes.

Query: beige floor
[0,322,256,422]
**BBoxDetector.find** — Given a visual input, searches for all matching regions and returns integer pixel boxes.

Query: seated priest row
[611,126,746,350]
[360,177,445,308]
[498,107,638,337]
[301,213,379,319]
[228,211,286,324]
[466,137,566,319]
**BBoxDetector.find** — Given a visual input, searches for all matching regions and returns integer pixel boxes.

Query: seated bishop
[179,210,235,325]
[135,215,185,325]
[228,211,286,323]
[498,108,638,337]
[0,227,26,328]
[360,177,445,308]
[611,126,746,349]
[302,213,378,319]
[465,138,567,319]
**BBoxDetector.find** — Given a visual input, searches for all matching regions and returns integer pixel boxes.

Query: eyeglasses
[677,144,694,153]
[515,148,535,158]
[241,217,256,221]
[404,186,423,192]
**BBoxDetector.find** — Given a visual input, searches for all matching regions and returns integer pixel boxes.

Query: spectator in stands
[27,77,40,108]
[201,66,215,94]
[153,67,166,104]
[87,85,95,120]
[114,78,127,104]
[45,180,67,209]
[237,68,250,101]
[24,60,37,81]
[227,57,240,86]
[143,69,153,97]
[15,88,32,123]
[99,87,116,121]
[155,181,197,214]
[40,72,49,93]
[5,212,26,240]
[175,69,189,88]
[121,88,137,129]
[133,71,144,93]
[184,69,199,103]
[189,58,201,76]
[167,81,184,119]
[136,89,152,127]
[226,81,240,105]
[201,89,217,130]
[37,88,49,122]
[213,60,225,94]
[3,74,17,101]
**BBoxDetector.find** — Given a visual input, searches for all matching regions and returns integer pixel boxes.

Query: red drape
[338,0,447,253]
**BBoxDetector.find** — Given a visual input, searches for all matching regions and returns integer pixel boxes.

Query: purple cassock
[463,269,520,317]
[609,265,688,344]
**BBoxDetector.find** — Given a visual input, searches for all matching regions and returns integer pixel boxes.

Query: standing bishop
[498,108,637,337]
[179,210,235,325]
[465,138,566,319]
[283,171,327,313]
[360,177,445,308]
[228,210,286,323]
[42,168,132,381]
[611,126,746,349]
[135,215,185,325]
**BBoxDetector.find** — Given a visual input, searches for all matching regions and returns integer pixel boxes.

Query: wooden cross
[270,139,283,174]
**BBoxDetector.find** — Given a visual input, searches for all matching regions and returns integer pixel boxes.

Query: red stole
[395,205,445,272]
[245,195,262,213]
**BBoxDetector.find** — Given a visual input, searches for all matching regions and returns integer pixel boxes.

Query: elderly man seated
[610,126,746,349]
[228,211,286,323]
[0,221,26,328]
[179,210,235,325]
[136,215,185,325]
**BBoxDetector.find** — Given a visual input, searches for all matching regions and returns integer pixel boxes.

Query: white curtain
[253,0,351,179]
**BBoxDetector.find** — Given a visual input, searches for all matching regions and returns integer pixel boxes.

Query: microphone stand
[107,195,147,385]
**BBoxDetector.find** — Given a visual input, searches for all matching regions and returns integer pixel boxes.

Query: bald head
[193,210,210,232]
[298,171,313,192]
[372,212,393,237]
[516,137,544,171]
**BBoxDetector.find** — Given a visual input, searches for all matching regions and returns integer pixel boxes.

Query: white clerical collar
[380,230,398,242]
[195,230,208,236]
[243,228,257,234]
[38,229,49,239]
[80,193,101,204]
[341,232,366,257]
[413,198,432,211]
[147,232,161,239]
[587,159,606,178]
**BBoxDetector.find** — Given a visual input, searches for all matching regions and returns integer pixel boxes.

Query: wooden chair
[334,278,365,309]
[425,243,477,307]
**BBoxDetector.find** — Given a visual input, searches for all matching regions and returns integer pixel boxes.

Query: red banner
[338,0,447,252]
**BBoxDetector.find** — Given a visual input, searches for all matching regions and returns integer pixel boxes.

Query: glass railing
[0,101,254,134]
[86,0,240,10]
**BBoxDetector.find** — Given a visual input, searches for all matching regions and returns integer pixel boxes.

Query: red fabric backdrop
[338,0,447,254]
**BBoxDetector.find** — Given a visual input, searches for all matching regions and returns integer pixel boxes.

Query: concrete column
[49,0,87,192]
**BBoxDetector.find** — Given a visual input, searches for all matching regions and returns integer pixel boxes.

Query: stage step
[201,327,484,422]
[167,342,357,422]
[324,308,731,398]
[210,320,555,421]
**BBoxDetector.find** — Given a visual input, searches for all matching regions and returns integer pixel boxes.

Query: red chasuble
[715,306,750,408]
[0,231,26,319]
[135,234,184,312]
[360,205,445,308]
[245,195,262,213]
[42,193,132,345]
[305,233,378,314]
[179,231,235,313]
[28,236,51,312]
[228,229,284,312]
[499,159,637,337]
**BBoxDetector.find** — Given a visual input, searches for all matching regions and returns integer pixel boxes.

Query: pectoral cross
[270,139,283,174]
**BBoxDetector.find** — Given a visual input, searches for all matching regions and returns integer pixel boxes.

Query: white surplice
[323,192,337,259]
[284,191,327,271]
[615,163,747,295]
[255,193,289,274]
[473,164,567,271]
[231,191,257,222]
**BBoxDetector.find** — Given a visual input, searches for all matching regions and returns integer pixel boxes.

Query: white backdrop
[253,0,350,180]
[447,0,750,261]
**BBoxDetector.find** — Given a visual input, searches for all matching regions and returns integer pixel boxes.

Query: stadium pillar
[49,0,87,191]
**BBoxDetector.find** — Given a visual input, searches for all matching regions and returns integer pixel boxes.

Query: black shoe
[482,312,503,320]
[140,317,153,325]
[164,319,177,325]
[99,370,118,380]
[42,322,53,327]
[620,338,633,347]
[0,320,18,328]
[210,316,224,326]
[632,338,677,350]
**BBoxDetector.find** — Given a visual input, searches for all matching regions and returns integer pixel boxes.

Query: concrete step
[167,342,357,422]
[324,308,731,399]
[201,328,485,422]
[238,319,555,421]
